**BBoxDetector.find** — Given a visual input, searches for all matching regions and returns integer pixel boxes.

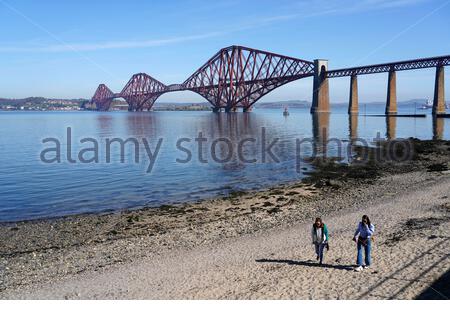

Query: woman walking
[353,215,375,272]
[311,217,328,265]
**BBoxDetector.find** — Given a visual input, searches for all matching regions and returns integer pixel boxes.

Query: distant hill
[154,100,311,109]
[0,97,88,111]
[256,100,310,108]
[0,97,47,106]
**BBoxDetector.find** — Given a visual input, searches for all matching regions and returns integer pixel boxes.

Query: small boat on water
[417,99,433,109]
[417,99,450,109]
[283,106,289,116]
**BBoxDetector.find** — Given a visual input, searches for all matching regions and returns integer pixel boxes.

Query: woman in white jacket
[353,215,375,272]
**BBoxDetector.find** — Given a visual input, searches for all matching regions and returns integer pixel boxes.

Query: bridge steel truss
[120,73,167,111]
[91,46,315,112]
[326,55,450,78]
[91,84,115,111]
[182,46,314,112]
[91,48,449,113]
[325,55,449,115]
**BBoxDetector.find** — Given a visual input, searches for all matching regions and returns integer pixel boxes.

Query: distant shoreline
[0,103,436,112]
[0,97,439,112]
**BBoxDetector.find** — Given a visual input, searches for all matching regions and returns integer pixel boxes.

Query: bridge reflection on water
[94,110,446,174]
[303,112,444,153]
[433,117,445,140]
[92,110,446,154]
[0,109,447,222]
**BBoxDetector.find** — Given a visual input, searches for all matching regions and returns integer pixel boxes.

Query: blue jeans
[315,243,326,264]
[357,238,371,266]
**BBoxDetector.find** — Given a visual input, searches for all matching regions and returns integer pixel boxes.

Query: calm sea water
[0,104,448,222]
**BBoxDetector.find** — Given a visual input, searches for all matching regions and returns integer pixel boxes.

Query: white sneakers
[354,265,370,272]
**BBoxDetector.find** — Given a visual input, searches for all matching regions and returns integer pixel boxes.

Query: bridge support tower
[433,65,445,115]
[385,69,397,115]
[311,59,330,113]
[348,75,359,114]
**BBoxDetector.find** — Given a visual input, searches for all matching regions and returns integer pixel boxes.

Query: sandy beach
[1,139,449,299]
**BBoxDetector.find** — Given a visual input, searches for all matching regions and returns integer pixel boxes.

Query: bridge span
[91,45,448,115]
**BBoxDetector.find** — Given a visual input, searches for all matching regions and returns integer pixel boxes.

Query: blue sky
[0,0,449,102]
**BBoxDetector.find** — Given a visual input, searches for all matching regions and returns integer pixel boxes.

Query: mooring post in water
[385,69,397,115]
[348,74,359,114]
[433,65,445,115]
[311,59,330,114]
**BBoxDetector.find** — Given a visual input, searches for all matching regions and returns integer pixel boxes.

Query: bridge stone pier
[311,59,330,113]
[433,65,445,115]
[385,69,397,115]
[348,75,359,114]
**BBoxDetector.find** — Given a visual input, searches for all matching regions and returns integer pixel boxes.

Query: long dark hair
[314,217,323,229]
[362,215,371,226]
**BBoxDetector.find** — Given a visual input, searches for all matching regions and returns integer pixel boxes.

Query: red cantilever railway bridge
[91,45,449,115]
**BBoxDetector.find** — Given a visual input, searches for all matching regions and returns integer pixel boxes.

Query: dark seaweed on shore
[301,139,450,189]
